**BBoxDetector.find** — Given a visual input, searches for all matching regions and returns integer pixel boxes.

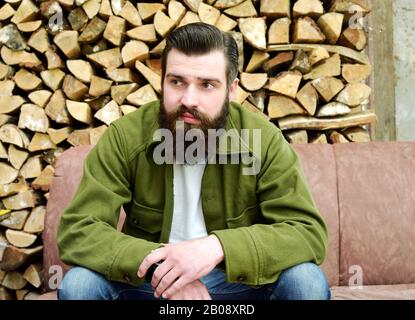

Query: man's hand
[137,235,224,299]
[167,280,211,300]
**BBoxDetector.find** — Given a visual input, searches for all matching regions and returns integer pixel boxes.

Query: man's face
[160,48,238,133]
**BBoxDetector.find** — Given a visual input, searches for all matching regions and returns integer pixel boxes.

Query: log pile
[0,0,374,298]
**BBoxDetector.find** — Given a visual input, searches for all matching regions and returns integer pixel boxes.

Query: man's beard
[158,94,229,164]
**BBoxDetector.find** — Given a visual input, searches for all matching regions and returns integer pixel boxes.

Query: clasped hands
[137,234,224,300]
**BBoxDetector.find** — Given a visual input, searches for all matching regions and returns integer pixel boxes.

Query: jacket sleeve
[211,129,328,286]
[57,123,160,286]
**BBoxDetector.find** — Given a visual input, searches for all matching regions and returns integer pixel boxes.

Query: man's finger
[154,267,181,298]
[137,248,165,278]
[161,276,189,299]
[151,261,174,289]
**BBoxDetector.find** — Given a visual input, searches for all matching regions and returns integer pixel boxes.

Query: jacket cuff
[108,240,160,286]
[210,228,260,285]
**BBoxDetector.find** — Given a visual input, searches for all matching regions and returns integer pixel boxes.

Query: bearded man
[57,22,330,300]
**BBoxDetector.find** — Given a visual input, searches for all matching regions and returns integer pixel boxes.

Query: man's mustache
[175,105,203,121]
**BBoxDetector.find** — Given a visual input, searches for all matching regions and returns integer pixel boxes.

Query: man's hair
[161,22,239,88]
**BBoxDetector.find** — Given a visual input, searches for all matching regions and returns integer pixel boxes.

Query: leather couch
[37,142,415,299]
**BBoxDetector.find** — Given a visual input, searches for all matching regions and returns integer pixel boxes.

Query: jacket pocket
[226,204,258,229]
[128,199,163,234]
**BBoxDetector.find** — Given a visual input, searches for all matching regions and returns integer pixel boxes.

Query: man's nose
[180,84,199,109]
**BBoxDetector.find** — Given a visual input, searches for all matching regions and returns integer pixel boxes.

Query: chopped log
[137,3,166,21]
[0,115,13,127]
[293,0,324,19]
[53,31,81,59]
[169,0,187,25]
[289,49,311,74]
[0,245,42,271]
[0,162,18,185]
[0,80,15,96]
[90,125,108,145]
[267,44,370,65]
[40,69,66,91]
[0,96,26,114]
[18,104,49,133]
[126,84,158,106]
[11,0,39,25]
[66,100,93,125]
[0,24,27,51]
[310,133,328,143]
[67,128,91,146]
[311,76,345,102]
[23,206,45,233]
[0,181,28,198]
[308,46,330,66]
[82,0,101,19]
[5,230,37,248]
[0,61,13,80]
[268,95,307,119]
[68,7,89,31]
[45,90,72,124]
[111,83,139,105]
[87,47,123,70]
[342,126,370,142]
[224,0,257,18]
[87,95,111,112]
[0,124,27,149]
[23,263,43,288]
[120,105,138,115]
[119,1,142,27]
[14,69,42,91]
[62,75,88,101]
[339,27,367,51]
[240,72,268,91]
[329,0,370,19]
[268,71,302,98]
[184,0,202,12]
[0,287,14,300]
[67,59,94,83]
[2,189,38,210]
[0,4,15,21]
[0,141,7,160]
[45,47,64,69]
[104,16,125,46]
[126,24,157,43]
[215,14,238,32]
[293,16,326,43]
[110,0,126,16]
[296,82,318,115]
[89,75,113,97]
[28,90,52,108]
[135,60,161,93]
[342,64,372,83]
[28,133,56,152]
[20,156,42,179]
[268,17,291,45]
[317,12,344,45]
[329,130,349,143]
[229,31,244,72]
[234,84,250,104]
[303,53,341,80]
[177,11,201,27]
[263,51,293,74]
[121,40,149,69]
[31,166,54,192]
[285,130,308,144]
[47,127,73,145]
[260,0,290,18]
[16,289,29,300]
[247,89,266,112]
[0,210,30,230]
[316,101,351,117]
[106,68,139,83]
[239,17,267,50]
[27,28,50,53]
[336,83,371,107]
[0,46,42,69]
[214,0,245,9]
[242,100,269,120]
[94,100,122,125]
[2,271,28,290]
[145,58,161,76]
[246,50,269,73]
[153,11,175,39]
[78,16,107,44]
[198,2,221,25]
[278,109,377,131]
[81,39,108,55]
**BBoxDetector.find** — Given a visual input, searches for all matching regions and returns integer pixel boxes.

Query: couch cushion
[331,283,415,300]
[293,144,339,287]
[334,142,415,286]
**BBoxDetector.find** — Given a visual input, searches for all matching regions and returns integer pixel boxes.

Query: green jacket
[57,100,328,287]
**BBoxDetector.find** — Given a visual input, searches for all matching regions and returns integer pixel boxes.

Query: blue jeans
[58,262,330,300]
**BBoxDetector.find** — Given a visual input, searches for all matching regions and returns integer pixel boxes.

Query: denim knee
[270,262,331,300]
[58,266,117,300]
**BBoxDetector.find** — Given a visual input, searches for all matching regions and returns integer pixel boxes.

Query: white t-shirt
[168,160,208,243]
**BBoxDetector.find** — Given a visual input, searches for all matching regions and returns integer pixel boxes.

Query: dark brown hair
[161,22,239,88]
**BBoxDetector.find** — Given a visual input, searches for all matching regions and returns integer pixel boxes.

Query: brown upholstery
[39,142,415,299]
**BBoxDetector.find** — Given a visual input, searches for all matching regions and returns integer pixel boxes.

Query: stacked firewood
[0,0,373,299]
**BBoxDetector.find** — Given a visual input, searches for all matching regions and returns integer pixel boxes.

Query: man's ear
[228,78,239,102]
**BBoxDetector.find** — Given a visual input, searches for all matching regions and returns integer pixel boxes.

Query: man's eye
[202,82,214,89]
[171,79,183,86]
